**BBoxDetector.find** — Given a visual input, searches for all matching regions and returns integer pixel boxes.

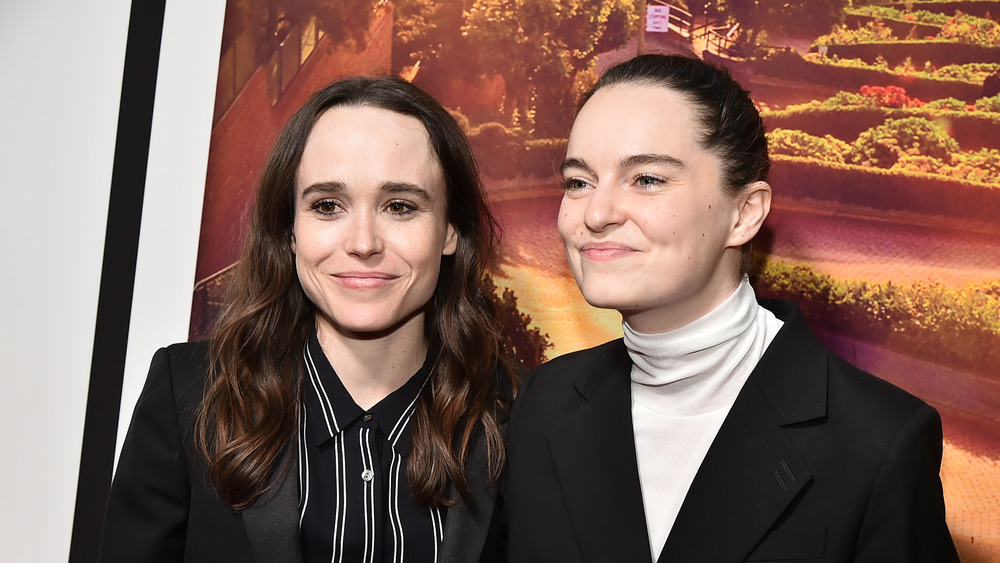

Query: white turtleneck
[625,278,783,561]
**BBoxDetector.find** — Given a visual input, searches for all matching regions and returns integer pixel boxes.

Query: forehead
[568,83,707,163]
[296,105,444,193]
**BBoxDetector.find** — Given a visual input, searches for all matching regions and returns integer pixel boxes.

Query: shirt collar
[302,328,432,457]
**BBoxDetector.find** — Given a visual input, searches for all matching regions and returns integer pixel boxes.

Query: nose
[346,212,383,258]
[583,183,625,232]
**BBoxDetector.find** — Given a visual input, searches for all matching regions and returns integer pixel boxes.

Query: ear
[727,181,771,248]
[290,233,297,255]
[442,223,458,256]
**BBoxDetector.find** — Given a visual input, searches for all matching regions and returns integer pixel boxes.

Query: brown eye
[386,200,417,216]
[312,200,341,215]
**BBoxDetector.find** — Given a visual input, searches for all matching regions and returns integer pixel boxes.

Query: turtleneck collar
[624,277,782,417]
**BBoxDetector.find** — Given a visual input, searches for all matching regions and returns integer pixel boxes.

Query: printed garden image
[190,1,1000,560]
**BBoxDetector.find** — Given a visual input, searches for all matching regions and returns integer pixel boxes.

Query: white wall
[0,0,223,560]
[117,0,225,469]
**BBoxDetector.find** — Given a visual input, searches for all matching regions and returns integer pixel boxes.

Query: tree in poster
[225,0,381,64]
[394,0,476,74]
[716,0,848,47]
[460,0,639,136]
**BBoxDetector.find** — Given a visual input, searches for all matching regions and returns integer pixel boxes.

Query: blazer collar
[752,298,828,424]
[438,427,497,563]
[548,340,655,563]
[243,454,304,563]
[658,299,827,562]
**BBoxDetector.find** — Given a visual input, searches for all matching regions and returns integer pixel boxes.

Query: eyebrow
[300,181,346,199]
[379,181,432,201]
[299,181,432,201]
[560,153,686,176]
[619,153,685,170]
[560,157,594,176]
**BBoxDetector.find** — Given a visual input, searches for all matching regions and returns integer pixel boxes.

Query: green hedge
[521,138,566,179]
[768,155,1000,225]
[824,41,1000,68]
[764,98,1000,150]
[751,50,984,102]
[767,107,888,145]
[844,14,942,39]
[467,122,567,180]
[850,116,960,166]
[830,11,1000,45]
[802,56,999,84]
[771,122,1000,184]
[904,1,1000,19]
[924,97,969,110]
[769,129,851,162]
[847,6,950,26]
[978,93,1000,111]
[754,260,1000,379]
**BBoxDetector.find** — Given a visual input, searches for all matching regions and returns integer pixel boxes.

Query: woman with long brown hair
[99,76,516,562]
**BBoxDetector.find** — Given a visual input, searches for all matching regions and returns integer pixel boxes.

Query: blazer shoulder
[826,351,932,426]
[532,338,624,381]
[145,340,212,422]
[757,301,932,430]
[159,340,212,377]
[522,339,624,396]
[511,339,627,428]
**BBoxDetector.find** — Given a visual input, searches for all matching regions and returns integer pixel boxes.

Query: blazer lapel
[658,300,827,562]
[547,341,653,563]
[658,378,812,562]
[243,454,304,563]
[439,428,496,563]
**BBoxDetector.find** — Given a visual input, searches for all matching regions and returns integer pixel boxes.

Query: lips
[332,271,398,289]
[578,242,637,261]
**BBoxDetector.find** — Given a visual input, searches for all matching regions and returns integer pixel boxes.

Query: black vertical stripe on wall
[69,0,166,561]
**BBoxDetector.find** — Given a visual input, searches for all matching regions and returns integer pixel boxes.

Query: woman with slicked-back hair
[502,54,958,562]
[99,76,517,563]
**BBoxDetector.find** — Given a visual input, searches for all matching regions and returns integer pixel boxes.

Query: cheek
[290,223,333,265]
[397,227,447,268]
[633,202,676,240]
[557,199,580,239]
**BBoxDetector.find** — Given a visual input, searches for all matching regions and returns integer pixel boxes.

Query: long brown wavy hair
[195,76,516,510]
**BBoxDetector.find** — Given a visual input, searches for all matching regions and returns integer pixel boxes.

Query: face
[291,105,457,341]
[559,83,767,333]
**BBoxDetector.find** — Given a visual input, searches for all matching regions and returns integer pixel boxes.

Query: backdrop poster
[192,2,1000,560]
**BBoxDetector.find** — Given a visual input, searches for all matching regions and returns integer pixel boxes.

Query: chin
[321,309,395,335]
[578,288,634,312]
[331,304,430,337]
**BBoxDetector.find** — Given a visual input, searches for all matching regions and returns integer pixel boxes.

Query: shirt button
[362,413,372,422]
[361,469,374,482]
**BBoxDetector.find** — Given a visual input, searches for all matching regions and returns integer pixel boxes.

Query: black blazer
[99,341,501,563]
[503,300,958,562]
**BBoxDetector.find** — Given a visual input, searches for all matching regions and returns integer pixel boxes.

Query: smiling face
[291,105,457,342]
[558,83,769,333]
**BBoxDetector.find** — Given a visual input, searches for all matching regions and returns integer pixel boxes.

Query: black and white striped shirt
[298,330,444,563]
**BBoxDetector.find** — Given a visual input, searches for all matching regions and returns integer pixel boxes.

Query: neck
[624,278,781,416]
[622,266,743,333]
[314,312,428,410]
